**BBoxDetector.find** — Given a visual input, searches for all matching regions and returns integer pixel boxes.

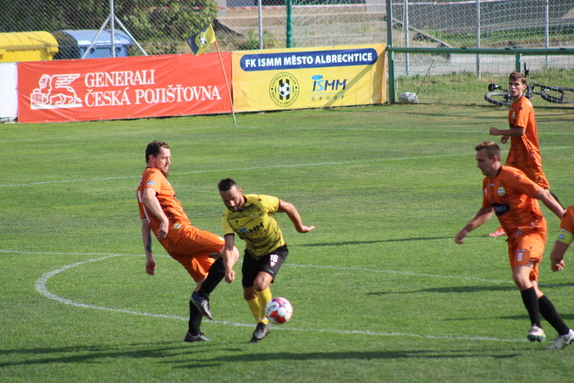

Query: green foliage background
[0,0,217,54]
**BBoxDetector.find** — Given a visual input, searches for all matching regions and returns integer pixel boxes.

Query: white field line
[2,146,572,188]
[12,249,562,343]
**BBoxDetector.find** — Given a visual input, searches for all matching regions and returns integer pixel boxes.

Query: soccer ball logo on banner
[278,80,290,99]
[269,72,299,108]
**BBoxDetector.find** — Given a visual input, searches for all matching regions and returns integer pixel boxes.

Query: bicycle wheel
[484,91,511,106]
[540,86,574,104]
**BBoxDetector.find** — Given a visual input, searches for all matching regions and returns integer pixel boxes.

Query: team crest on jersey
[147,180,154,186]
[497,187,506,196]
[270,253,279,267]
[173,223,181,230]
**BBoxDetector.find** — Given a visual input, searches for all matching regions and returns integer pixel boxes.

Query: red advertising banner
[17,53,232,123]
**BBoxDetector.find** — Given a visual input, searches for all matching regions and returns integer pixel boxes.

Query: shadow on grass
[500,313,574,321]
[299,236,454,247]
[0,342,215,368]
[177,348,521,368]
[0,342,522,370]
[368,285,515,295]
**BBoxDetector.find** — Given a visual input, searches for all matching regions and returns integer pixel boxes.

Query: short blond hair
[475,141,501,159]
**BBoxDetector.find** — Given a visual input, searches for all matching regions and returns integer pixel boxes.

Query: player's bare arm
[142,187,170,239]
[489,125,524,144]
[534,188,566,219]
[277,199,316,233]
[141,218,157,275]
[550,240,568,272]
[222,234,239,283]
[455,206,494,244]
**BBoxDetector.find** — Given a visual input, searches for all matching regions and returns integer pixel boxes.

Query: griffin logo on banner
[188,24,216,55]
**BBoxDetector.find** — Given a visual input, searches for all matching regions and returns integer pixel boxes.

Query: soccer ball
[278,81,291,98]
[265,297,293,324]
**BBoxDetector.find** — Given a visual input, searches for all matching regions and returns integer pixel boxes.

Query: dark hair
[474,141,501,159]
[218,178,237,192]
[145,141,169,162]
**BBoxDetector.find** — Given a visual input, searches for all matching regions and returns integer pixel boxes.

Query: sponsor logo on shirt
[492,203,510,216]
[239,222,264,236]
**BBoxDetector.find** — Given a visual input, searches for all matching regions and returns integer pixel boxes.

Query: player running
[216,178,315,343]
[549,205,574,272]
[488,71,561,237]
[455,141,573,349]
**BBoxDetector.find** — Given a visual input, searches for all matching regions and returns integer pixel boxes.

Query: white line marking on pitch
[23,250,553,343]
[1,145,571,188]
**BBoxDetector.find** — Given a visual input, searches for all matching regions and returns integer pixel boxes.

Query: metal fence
[2,1,573,55]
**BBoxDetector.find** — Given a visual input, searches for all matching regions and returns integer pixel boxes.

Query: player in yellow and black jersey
[217,178,315,343]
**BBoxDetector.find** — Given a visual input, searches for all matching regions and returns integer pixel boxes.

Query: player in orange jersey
[137,141,239,342]
[487,71,561,237]
[550,205,574,272]
[455,141,573,349]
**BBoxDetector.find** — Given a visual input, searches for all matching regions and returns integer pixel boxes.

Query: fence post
[404,0,409,77]
[545,0,549,68]
[475,0,480,78]
[515,53,521,73]
[386,0,395,104]
[258,0,263,49]
[286,0,293,48]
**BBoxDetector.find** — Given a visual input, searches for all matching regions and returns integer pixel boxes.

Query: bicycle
[484,66,574,106]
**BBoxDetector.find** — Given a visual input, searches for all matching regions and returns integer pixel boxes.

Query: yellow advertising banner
[232,44,386,112]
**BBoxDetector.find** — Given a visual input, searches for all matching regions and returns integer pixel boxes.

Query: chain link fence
[2,0,573,106]
[2,1,573,55]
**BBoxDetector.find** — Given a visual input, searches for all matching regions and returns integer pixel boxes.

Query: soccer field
[2,104,574,382]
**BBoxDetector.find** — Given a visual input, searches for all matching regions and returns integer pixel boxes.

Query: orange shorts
[167,225,224,282]
[507,229,546,281]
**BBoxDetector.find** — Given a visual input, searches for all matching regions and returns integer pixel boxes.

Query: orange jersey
[557,205,574,245]
[482,166,546,238]
[506,96,548,188]
[137,167,192,253]
[136,167,223,282]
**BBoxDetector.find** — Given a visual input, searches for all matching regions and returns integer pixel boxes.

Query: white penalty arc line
[26,250,552,343]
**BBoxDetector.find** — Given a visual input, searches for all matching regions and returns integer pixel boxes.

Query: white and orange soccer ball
[265,297,293,324]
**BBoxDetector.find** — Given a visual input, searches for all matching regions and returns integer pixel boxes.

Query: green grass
[2,105,574,382]
[396,69,574,106]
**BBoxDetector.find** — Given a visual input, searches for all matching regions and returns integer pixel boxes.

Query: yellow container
[0,31,58,63]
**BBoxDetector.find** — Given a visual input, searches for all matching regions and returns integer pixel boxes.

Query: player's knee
[243,289,256,301]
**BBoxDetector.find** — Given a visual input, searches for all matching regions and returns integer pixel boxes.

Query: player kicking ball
[216,178,315,343]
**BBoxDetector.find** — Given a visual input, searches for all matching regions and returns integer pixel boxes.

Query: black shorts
[242,244,288,288]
